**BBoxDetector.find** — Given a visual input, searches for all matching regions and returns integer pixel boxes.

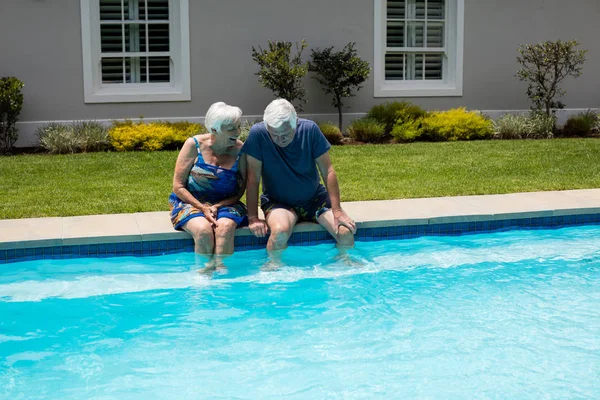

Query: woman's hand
[200,204,219,227]
[249,216,268,238]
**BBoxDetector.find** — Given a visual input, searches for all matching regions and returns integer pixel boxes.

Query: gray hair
[263,99,297,130]
[204,102,243,134]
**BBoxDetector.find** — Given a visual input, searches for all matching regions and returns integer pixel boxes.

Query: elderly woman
[169,102,247,263]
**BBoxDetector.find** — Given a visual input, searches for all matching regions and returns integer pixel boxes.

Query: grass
[1,139,599,219]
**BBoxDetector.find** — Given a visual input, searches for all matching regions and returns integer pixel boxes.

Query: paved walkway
[1,189,599,250]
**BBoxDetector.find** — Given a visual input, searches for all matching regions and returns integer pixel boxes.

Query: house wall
[1,0,599,146]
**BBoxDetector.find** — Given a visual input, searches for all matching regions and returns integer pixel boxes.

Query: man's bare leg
[264,208,298,269]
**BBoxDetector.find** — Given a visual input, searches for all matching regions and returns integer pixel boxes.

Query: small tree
[516,40,587,117]
[0,77,25,153]
[309,43,370,131]
[251,40,308,112]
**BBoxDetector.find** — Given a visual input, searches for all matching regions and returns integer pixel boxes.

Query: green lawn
[1,139,599,219]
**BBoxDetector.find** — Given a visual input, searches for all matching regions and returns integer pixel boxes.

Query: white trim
[374,0,464,97]
[80,0,191,103]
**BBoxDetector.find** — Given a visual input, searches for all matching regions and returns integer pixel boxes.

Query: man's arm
[246,154,269,237]
[316,152,356,234]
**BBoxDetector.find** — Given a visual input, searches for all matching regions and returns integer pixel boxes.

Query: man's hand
[333,208,356,234]
[248,216,269,238]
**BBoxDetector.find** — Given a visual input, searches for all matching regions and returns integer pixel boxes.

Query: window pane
[137,0,147,20]
[427,0,445,19]
[100,0,167,21]
[425,54,443,80]
[415,1,426,19]
[387,0,405,18]
[101,24,123,53]
[140,57,171,82]
[406,22,425,47]
[386,21,404,48]
[147,0,169,20]
[101,57,129,83]
[148,24,170,51]
[385,54,405,80]
[100,0,123,20]
[427,22,444,47]
[412,54,423,79]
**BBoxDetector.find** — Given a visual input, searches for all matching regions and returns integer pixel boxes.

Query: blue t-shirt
[241,119,331,206]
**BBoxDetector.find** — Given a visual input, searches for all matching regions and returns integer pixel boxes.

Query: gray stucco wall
[1,0,599,144]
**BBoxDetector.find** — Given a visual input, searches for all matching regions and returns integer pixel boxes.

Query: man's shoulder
[297,118,318,130]
[249,121,267,135]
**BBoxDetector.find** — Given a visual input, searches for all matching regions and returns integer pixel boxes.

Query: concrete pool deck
[1,189,600,251]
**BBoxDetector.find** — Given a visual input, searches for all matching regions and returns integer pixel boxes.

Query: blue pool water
[1,226,599,399]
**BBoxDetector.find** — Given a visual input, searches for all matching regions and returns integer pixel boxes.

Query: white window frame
[374,0,464,97]
[80,0,191,103]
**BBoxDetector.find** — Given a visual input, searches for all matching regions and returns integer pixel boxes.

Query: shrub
[239,120,253,142]
[309,43,370,131]
[251,40,308,111]
[317,121,344,145]
[559,110,599,137]
[347,118,386,143]
[493,113,555,139]
[367,101,426,135]
[109,121,203,151]
[390,118,424,142]
[516,40,587,116]
[420,108,493,141]
[0,77,25,153]
[37,121,109,154]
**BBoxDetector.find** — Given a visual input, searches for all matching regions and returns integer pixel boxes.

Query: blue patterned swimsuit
[169,137,247,230]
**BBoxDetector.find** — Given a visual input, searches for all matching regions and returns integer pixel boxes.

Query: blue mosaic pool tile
[2,213,600,264]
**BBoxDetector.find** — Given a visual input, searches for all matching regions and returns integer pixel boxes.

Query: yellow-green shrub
[420,108,493,141]
[391,118,424,142]
[347,118,386,143]
[109,121,204,151]
[317,122,344,145]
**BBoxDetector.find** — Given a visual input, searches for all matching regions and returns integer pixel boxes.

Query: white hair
[263,99,297,130]
[204,101,243,134]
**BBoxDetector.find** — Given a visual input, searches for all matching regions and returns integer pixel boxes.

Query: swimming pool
[1,225,599,399]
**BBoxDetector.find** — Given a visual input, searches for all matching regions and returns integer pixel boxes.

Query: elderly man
[242,99,356,256]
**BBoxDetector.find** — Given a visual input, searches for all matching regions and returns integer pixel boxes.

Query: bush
[559,110,599,137]
[420,108,493,141]
[251,40,308,111]
[0,77,25,153]
[391,118,424,142]
[37,121,109,154]
[516,40,587,116]
[493,113,555,139]
[317,121,344,145]
[347,118,386,143]
[367,101,426,135]
[239,120,253,142]
[309,43,370,131]
[109,121,204,151]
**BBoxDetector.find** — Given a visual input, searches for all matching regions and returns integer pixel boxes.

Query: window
[81,0,191,103]
[374,0,464,97]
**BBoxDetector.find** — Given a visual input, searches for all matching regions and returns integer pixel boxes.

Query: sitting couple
[169,99,356,270]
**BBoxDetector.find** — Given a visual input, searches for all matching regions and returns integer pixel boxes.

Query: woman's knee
[188,222,214,245]
[214,220,237,241]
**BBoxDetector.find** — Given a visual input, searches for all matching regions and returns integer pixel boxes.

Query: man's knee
[270,229,291,245]
[337,225,354,246]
